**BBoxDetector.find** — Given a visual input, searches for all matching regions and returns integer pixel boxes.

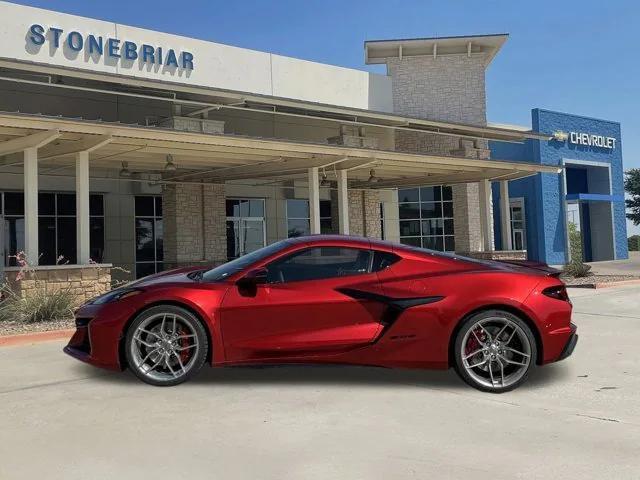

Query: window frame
[1,191,25,267]
[509,197,527,251]
[1,191,105,267]
[134,195,163,278]
[226,197,266,260]
[285,199,333,238]
[265,246,374,284]
[398,186,455,252]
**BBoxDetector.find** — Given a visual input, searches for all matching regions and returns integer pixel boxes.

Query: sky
[11,0,640,234]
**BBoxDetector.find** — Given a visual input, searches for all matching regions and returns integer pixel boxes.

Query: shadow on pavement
[76,361,571,391]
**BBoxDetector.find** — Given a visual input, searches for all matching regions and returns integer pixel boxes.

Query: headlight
[90,288,143,305]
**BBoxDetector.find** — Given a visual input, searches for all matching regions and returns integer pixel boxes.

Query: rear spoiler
[495,260,562,278]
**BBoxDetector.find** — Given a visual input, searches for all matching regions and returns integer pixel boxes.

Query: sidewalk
[587,251,640,276]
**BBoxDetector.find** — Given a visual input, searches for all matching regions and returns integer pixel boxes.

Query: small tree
[625,169,640,226]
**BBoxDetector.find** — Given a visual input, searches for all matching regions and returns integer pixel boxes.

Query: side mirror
[236,267,268,291]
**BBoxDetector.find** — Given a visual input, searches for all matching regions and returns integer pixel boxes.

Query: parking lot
[1,285,639,479]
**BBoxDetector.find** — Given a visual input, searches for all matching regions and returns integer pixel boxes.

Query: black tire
[453,309,537,393]
[125,305,209,386]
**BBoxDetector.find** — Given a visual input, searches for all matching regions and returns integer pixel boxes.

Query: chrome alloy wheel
[130,312,200,382]
[460,316,532,390]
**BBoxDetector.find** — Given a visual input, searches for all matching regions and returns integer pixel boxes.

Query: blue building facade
[491,109,627,265]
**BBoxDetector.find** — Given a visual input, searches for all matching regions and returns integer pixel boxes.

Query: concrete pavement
[588,251,640,276]
[1,285,639,479]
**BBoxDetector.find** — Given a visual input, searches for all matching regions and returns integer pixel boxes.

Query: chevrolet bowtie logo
[552,130,569,142]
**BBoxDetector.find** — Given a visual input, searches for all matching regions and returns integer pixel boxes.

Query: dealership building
[0,2,628,300]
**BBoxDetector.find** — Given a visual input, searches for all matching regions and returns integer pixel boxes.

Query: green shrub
[563,261,593,278]
[0,284,75,323]
[567,221,583,262]
[563,221,592,277]
[629,235,640,252]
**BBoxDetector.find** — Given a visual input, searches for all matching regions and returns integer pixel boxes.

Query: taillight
[542,285,570,302]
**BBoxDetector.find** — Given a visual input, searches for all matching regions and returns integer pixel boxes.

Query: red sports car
[64,235,577,392]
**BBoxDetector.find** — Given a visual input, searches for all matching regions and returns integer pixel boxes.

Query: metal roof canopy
[0,112,560,189]
[0,58,549,144]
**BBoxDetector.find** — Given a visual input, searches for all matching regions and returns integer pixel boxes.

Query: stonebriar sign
[28,24,195,70]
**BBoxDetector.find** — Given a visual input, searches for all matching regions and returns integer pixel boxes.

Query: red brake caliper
[464,327,484,357]
[177,327,190,363]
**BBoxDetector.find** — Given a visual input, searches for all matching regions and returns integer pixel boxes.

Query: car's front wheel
[453,310,537,393]
[125,305,208,386]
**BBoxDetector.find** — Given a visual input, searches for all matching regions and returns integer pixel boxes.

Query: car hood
[126,266,209,288]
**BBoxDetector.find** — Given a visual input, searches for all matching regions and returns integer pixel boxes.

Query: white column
[308,167,321,234]
[478,179,492,251]
[76,151,91,264]
[336,169,349,235]
[499,180,513,251]
[23,147,39,265]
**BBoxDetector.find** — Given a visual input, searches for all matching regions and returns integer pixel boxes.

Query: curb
[0,328,75,348]
[566,279,640,289]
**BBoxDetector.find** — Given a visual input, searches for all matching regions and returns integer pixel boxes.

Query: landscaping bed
[562,274,640,288]
[0,317,74,337]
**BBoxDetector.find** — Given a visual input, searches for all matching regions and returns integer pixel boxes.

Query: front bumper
[63,303,135,371]
[557,323,578,361]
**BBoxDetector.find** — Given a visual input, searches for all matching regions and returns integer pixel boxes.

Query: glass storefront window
[226,199,266,260]
[510,200,527,251]
[286,199,333,237]
[397,186,455,252]
[134,196,163,278]
[1,192,104,267]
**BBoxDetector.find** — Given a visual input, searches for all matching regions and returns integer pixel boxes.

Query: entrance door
[219,246,385,362]
[509,199,527,250]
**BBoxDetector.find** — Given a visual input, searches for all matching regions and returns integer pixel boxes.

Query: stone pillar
[203,184,227,265]
[163,182,227,268]
[348,190,381,239]
[452,183,482,252]
[385,53,490,253]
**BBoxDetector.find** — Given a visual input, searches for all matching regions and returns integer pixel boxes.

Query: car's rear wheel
[125,305,208,386]
[453,310,536,393]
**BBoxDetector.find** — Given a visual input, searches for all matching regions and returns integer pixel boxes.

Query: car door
[219,245,386,362]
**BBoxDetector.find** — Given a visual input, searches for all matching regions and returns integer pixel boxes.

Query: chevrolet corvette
[64,235,577,392]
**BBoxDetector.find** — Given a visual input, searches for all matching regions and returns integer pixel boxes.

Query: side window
[267,247,372,283]
[371,251,401,272]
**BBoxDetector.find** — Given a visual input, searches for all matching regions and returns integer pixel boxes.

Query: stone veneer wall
[348,190,382,239]
[461,250,526,261]
[163,183,227,268]
[4,265,112,306]
[386,54,492,252]
[203,184,227,262]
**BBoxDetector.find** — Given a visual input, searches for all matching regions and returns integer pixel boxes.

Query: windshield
[202,239,293,282]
